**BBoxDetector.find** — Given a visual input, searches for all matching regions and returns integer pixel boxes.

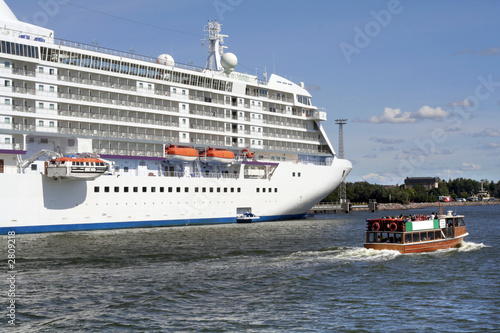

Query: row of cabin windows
[367,230,445,244]
[256,188,279,193]
[38,67,56,75]
[94,186,243,194]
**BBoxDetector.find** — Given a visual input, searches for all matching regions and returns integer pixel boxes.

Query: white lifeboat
[45,156,109,180]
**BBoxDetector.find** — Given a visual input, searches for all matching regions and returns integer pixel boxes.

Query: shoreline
[364,200,499,211]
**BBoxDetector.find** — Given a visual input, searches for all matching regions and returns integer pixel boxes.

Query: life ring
[389,222,398,232]
[372,222,380,231]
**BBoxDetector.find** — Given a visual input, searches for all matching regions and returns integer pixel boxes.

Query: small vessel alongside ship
[364,211,468,254]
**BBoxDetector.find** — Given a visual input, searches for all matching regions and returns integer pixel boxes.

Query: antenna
[336,119,348,204]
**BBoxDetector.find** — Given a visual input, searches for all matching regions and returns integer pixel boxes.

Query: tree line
[323,178,500,204]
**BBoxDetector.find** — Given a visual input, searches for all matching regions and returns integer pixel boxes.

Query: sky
[6,0,500,185]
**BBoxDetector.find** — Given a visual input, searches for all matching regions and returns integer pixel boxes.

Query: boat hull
[364,233,469,254]
[0,158,352,234]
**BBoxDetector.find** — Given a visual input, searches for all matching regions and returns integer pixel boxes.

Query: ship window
[298,172,301,177]
[39,67,44,73]
[168,187,173,192]
[195,187,199,193]
[256,188,260,193]
[176,187,181,193]
[50,69,54,75]
[263,188,266,193]
[39,103,44,109]
[124,167,129,172]
[237,188,241,193]
[224,188,228,193]
[4,117,10,124]
[275,188,278,193]
[292,172,295,177]
[142,187,147,193]
[160,187,164,193]
[94,186,99,193]
[405,234,411,243]
[50,86,55,92]
[139,83,143,88]
[4,80,10,87]
[133,187,138,193]
[202,187,206,193]
[216,187,221,193]
[124,187,129,193]
[151,187,156,193]
[184,187,189,192]
[104,186,110,193]
[39,85,44,91]
[31,164,37,171]
[4,99,10,105]
[114,187,119,193]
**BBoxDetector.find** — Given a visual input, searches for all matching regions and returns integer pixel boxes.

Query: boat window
[176,187,181,193]
[114,187,119,193]
[202,187,206,193]
[217,188,221,193]
[104,186,110,193]
[237,188,241,193]
[224,188,228,193]
[133,187,138,193]
[405,234,412,243]
[142,187,147,193]
[368,233,376,243]
[184,187,189,193]
[94,186,99,193]
[420,232,427,241]
[428,232,435,240]
[210,188,214,193]
[435,231,442,239]
[124,187,129,193]
[160,187,164,193]
[275,188,278,193]
[168,187,173,193]
[256,188,260,193]
[151,187,156,193]
[395,233,402,243]
[413,233,420,242]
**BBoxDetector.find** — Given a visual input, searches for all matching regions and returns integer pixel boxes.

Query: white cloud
[368,107,415,123]
[411,106,450,119]
[361,173,388,183]
[484,142,500,149]
[367,106,450,124]
[450,99,474,107]
[460,162,481,171]
[474,128,500,137]
[370,137,405,144]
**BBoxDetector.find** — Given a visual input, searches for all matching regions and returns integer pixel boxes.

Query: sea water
[3,205,499,332]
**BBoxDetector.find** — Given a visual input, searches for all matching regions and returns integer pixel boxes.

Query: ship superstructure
[0,1,352,234]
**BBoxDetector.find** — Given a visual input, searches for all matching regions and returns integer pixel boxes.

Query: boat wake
[288,246,400,263]
[457,241,488,252]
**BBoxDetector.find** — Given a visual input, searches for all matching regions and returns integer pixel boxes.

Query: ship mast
[204,20,227,71]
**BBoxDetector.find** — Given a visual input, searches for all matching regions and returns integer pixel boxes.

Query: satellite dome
[157,54,175,66]
[221,53,237,73]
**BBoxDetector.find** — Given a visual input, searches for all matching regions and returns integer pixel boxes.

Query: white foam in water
[288,247,400,262]
[457,241,488,252]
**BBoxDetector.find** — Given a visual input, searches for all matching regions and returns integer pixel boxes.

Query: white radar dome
[157,54,175,66]
[221,53,238,73]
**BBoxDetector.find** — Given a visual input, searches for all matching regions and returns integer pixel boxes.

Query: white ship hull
[0,159,351,233]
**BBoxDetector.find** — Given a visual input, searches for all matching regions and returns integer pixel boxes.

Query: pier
[310,199,378,214]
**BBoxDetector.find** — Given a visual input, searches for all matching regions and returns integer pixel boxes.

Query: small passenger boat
[45,156,109,180]
[165,145,199,163]
[236,212,260,223]
[364,211,468,254]
[200,148,235,165]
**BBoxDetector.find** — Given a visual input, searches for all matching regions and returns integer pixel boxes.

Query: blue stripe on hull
[0,214,306,234]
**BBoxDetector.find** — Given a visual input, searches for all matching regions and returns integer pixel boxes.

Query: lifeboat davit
[165,145,199,163]
[200,148,235,165]
[241,149,255,159]
[45,156,109,180]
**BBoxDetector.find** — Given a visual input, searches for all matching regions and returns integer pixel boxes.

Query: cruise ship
[0,1,352,234]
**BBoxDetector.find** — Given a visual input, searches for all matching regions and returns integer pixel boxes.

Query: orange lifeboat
[200,148,235,165]
[241,149,255,159]
[165,145,199,163]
